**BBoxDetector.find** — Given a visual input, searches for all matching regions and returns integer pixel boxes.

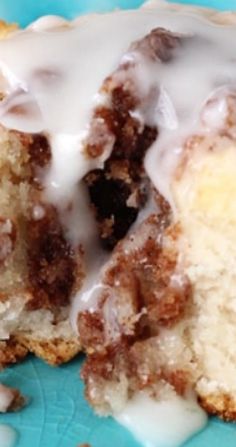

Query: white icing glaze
[115,391,207,447]
[0,7,234,242]
[0,6,232,447]
[0,8,236,223]
[0,425,17,447]
[0,384,14,412]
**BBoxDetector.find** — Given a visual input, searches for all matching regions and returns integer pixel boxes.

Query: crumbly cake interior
[0,18,85,364]
[1,4,236,438]
[0,127,83,366]
[77,16,236,422]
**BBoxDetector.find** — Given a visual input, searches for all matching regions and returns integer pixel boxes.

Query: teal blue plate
[0,0,234,27]
[1,357,236,447]
[0,1,236,446]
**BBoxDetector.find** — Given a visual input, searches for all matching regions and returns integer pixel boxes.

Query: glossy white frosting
[115,391,207,447]
[0,4,235,446]
[0,7,234,232]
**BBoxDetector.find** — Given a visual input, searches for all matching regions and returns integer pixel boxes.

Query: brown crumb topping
[79,23,191,406]
[83,28,185,250]
[28,133,51,169]
[130,27,181,62]
[79,210,192,409]
[26,205,78,310]
[85,87,157,249]
[0,338,28,368]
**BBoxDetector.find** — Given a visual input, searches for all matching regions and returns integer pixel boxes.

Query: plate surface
[1,357,236,447]
[0,1,236,446]
[0,0,234,26]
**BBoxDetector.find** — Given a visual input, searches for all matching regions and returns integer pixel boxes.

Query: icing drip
[0,6,235,446]
[0,9,234,235]
[115,391,207,447]
[0,425,17,447]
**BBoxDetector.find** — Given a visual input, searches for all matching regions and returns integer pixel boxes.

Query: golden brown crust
[80,213,192,412]
[0,125,83,366]
[16,335,81,366]
[199,393,236,422]
[0,24,84,370]
[26,204,82,311]
[0,338,28,368]
[2,15,236,427]
[0,335,81,368]
[0,21,18,39]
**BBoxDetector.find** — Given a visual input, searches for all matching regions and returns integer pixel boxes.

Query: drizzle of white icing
[115,391,207,447]
[0,7,234,233]
[0,6,231,447]
[0,425,17,447]
[0,0,233,326]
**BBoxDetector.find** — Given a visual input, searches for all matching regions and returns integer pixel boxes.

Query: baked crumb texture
[0,22,79,366]
[79,28,193,415]
[79,27,236,422]
[0,18,236,423]
[0,129,83,366]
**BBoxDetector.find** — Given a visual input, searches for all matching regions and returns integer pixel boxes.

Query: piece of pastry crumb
[0,383,25,413]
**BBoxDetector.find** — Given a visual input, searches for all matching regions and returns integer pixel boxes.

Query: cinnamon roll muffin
[0,4,236,443]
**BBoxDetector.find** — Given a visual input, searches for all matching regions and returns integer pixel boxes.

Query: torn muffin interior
[70,6,236,446]
[1,3,236,447]
[0,128,83,366]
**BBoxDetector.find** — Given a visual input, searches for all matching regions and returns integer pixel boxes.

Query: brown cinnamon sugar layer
[85,88,157,249]
[28,133,52,172]
[0,338,28,368]
[77,28,198,413]
[0,127,82,366]
[0,26,187,369]
[26,205,80,311]
[199,393,236,422]
[84,28,185,249]
[79,204,192,413]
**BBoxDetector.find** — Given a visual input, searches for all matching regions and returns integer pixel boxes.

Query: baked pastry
[0,382,24,412]
[75,0,236,428]
[1,2,236,446]
[0,22,84,367]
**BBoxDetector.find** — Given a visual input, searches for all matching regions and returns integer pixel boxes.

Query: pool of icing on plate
[0,5,235,446]
[115,391,207,447]
[0,425,17,447]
